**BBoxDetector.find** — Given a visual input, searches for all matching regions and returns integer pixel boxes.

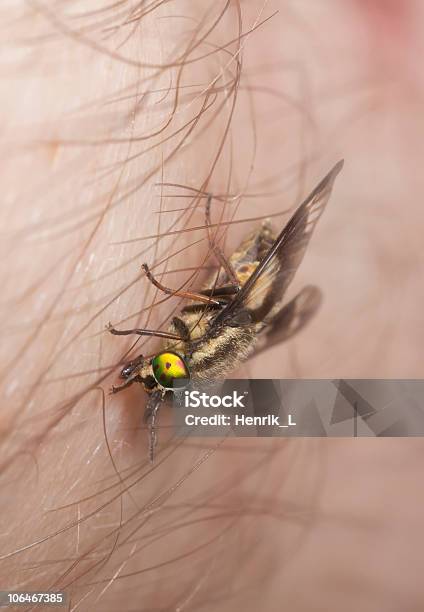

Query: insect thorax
[160,221,278,380]
[163,308,258,380]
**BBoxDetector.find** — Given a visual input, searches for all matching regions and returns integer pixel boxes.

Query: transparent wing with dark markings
[256,285,322,355]
[213,160,344,324]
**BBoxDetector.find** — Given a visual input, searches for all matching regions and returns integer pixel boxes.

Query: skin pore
[1,1,424,611]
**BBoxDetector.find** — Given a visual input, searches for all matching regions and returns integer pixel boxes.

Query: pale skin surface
[1,1,424,611]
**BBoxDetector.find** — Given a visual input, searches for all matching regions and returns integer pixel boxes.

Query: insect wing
[213,160,344,324]
[256,285,322,355]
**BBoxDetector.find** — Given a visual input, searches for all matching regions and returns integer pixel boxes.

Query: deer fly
[107,160,344,461]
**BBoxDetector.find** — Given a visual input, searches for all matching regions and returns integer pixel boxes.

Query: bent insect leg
[106,322,183,342]
[109,376,136,395]
[141,263,222,306]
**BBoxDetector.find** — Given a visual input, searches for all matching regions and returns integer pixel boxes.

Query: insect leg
[171,316,191,341]
[142,263,221,306]
[143,391,162,463]
[205,194,240,289]
[200,284,239,298]
[106,322,183,342]
[109,376,136,395]
[180,301,227,314]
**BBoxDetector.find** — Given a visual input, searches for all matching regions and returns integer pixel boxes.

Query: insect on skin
[107,160,344,462]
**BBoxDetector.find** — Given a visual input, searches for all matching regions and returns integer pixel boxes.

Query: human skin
[1,1,424,611]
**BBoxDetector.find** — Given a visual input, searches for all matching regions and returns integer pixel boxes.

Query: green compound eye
[151,351,190,389]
